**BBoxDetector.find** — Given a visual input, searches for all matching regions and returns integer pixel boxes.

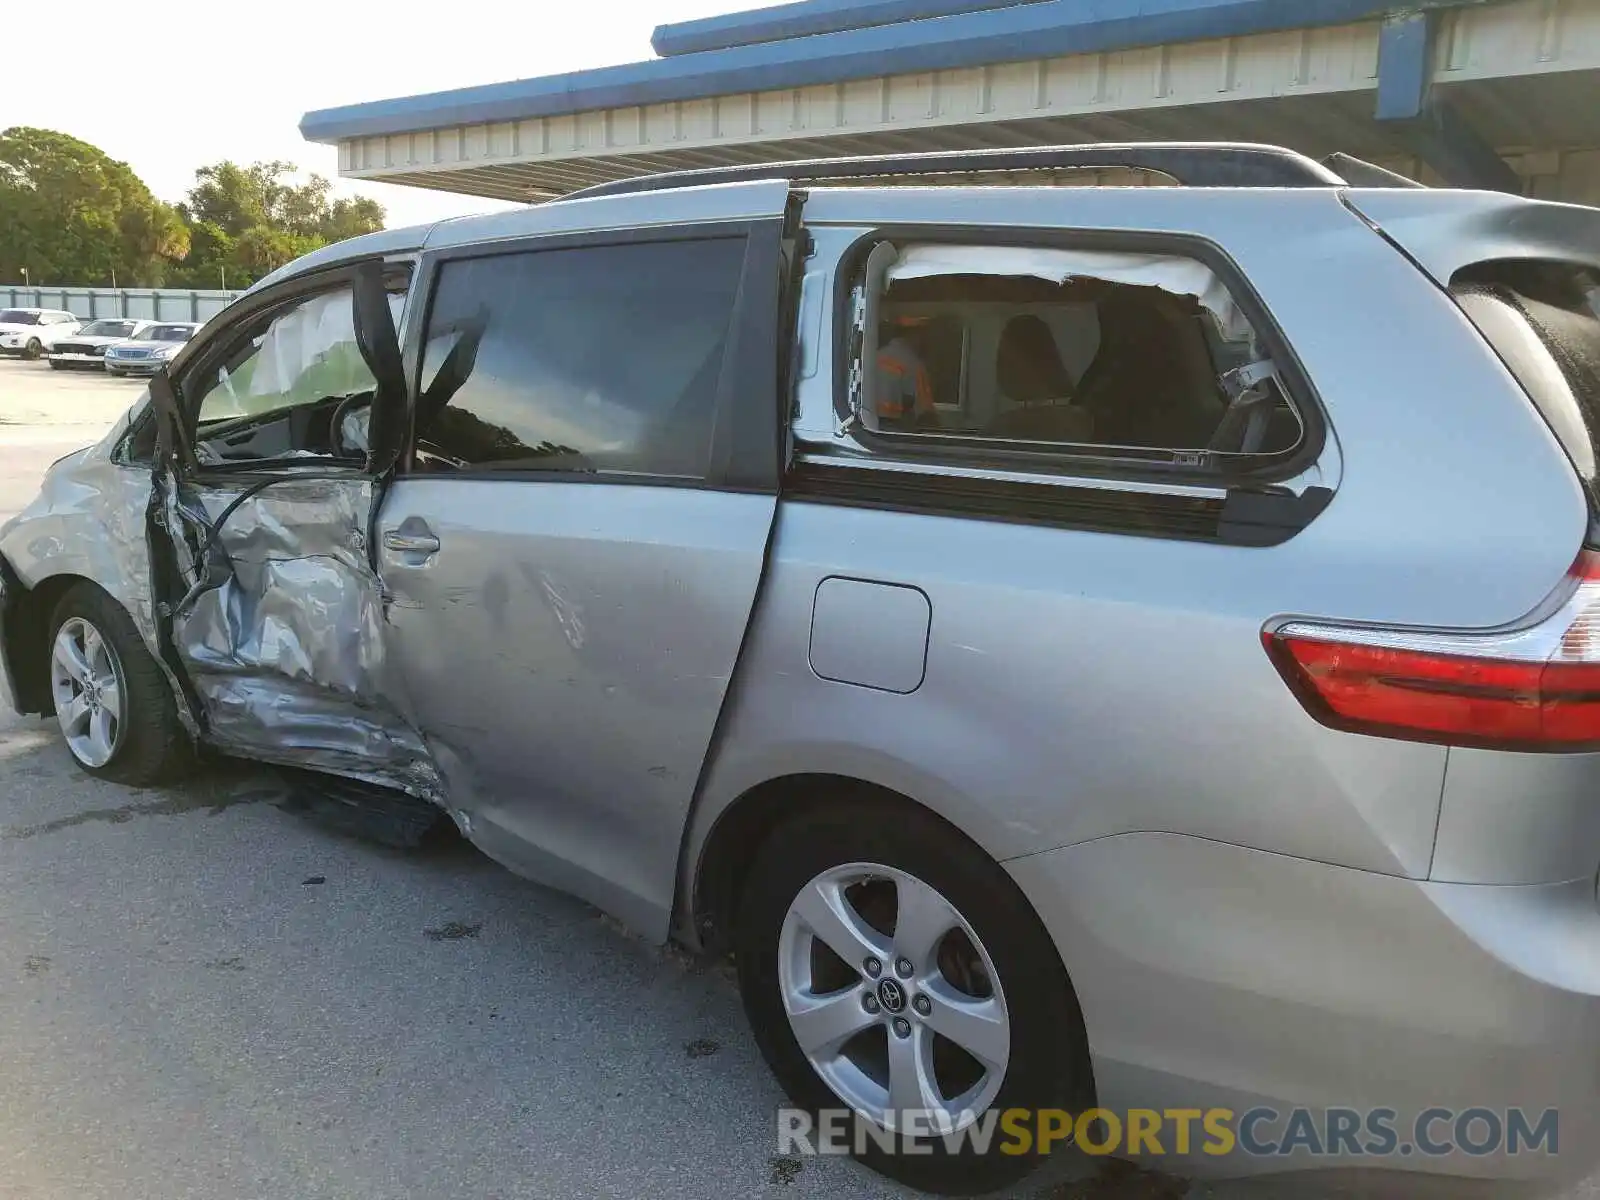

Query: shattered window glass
[1453,260,1600,488]
[858,244,1300,462]
[187,289,403,465]
[197,290,376,423]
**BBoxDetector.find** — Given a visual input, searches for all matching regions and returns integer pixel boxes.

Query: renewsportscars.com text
[778,1106,1560,1159]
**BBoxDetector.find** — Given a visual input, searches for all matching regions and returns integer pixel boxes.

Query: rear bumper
[1008,832,1600,1192]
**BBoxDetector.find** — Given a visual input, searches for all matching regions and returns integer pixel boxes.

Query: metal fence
[0,285,241,323]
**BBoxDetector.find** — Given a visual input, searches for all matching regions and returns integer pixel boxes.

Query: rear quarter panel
[687,187,1589,888]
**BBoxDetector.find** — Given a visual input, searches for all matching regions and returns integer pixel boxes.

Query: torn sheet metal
[171,476,442,800]
[888,244,1252,341]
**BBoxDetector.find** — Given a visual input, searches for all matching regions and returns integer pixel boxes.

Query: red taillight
[1265,552,1600,750]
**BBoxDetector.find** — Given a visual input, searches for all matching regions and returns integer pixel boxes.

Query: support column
[1375,10,1521,193]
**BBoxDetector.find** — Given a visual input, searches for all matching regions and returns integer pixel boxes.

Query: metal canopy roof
[303,0,1600,204]
[301,0,1492,142]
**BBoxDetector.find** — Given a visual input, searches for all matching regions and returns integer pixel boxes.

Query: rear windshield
[80,320,139,338]
[1452,261,1600,486]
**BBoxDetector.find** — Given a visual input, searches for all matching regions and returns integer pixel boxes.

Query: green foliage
[0,129,387,289]
[0,127,190,286]
[171,159,386,287]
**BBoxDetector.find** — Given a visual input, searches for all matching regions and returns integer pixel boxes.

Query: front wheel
[47,359,65,370]
[48,583,193,784]
[736,799,1092,1195]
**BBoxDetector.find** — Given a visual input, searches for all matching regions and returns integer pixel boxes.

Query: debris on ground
[424,921,482,941]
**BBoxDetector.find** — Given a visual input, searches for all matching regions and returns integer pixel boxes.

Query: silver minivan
[5,143,1600,1196]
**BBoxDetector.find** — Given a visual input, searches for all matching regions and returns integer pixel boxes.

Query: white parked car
[103,322,202,377]
[47,319,154,371]
[0,309,82,359]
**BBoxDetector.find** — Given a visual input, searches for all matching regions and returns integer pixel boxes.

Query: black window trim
[395,217,786,495]
[826,224,1330,490]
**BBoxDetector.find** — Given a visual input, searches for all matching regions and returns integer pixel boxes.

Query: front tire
[48,359,65,370]
[48,583,193,784]
[736,798,1091,1195]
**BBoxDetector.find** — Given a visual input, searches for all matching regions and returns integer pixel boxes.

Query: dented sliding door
[375,213,793,940]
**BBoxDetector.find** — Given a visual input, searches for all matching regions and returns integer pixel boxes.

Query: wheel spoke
[61,694,91,735]
[81,625,105,671]
[922,981,1009,1070]
[97,679,121,720]
[887,1025,943,1120]
[892,874,959,969]
[786,987,878,1058]
[792,879,890,968]
[90,706,115,756]
[53,633,90,681]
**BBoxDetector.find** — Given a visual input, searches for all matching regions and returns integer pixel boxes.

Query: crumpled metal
[172,476,443,800]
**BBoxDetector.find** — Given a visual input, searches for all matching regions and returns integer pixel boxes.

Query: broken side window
[188,287,405,466]
[852,243,1303,466]
[1451,260,1600,490]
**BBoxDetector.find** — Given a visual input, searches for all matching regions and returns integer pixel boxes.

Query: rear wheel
[48,583,193,784]
[23,337,43,360]
[736,798,1091,1195]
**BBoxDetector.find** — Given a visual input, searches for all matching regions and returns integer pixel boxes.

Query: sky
[2,0,741,229]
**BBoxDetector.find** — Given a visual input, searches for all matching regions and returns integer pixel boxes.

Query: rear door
[378,205,792,938]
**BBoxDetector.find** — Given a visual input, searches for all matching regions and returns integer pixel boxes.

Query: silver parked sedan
[48,319,155,370]
[4,143,1600,1197]
[103,322,201,377]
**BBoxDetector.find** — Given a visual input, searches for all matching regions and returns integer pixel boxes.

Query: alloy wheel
[50,617,125,768]
[777,862,1010,1135]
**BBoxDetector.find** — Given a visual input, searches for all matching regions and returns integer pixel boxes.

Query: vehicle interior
[873,270,1302,457]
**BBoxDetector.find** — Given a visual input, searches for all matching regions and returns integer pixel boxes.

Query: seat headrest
[996,314,1073,404]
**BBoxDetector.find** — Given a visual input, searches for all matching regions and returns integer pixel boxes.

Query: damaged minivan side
[12,145,1600,1197]
[0,251,418,790]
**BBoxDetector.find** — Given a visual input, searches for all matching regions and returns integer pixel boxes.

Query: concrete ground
[0,357,1590,1199]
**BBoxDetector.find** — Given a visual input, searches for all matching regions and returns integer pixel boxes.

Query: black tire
[736,797,1092,1196]
[23,337,43,360]
[48,582,194,785]
[47,359,64,370]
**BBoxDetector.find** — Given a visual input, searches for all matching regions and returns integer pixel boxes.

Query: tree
[0,127,189,286]
[175,160,386,287]
[0,131,389,289]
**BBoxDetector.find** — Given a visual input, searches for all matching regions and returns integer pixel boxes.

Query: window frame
[829,225,1328,489]
[161,259,413,480]
[396,218,787,495]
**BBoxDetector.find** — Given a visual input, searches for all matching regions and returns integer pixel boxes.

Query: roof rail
[564,142,1347,201]
[1321,152,1426,189]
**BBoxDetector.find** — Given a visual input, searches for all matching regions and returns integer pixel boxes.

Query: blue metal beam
[652,0,1054,58]
[1375,10,1433,121]
[301,0,1493,144]
[1374,10,1520,192]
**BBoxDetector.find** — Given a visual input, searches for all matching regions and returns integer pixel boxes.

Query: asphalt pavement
[0,358,1592,1200]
